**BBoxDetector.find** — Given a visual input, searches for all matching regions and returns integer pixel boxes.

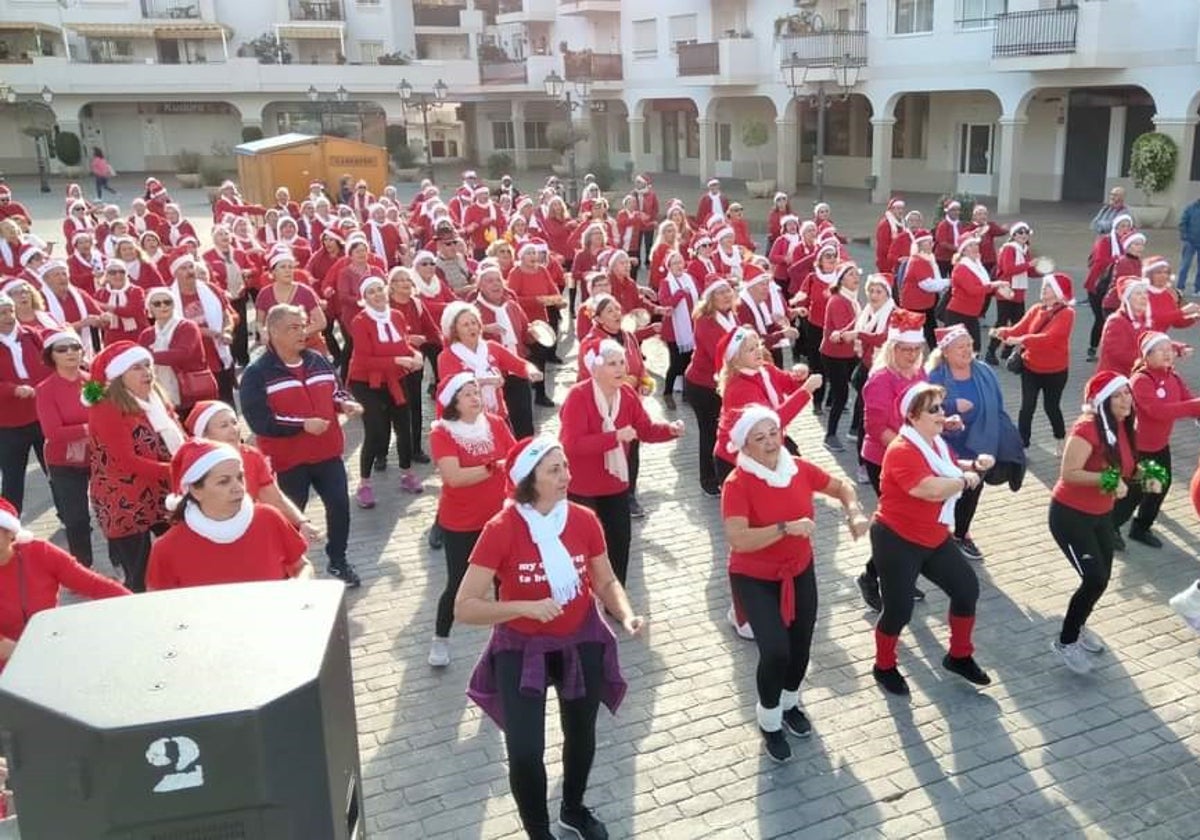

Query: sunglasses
[925,403,945,415]
[52,343,83,353]
[150,300,174,308]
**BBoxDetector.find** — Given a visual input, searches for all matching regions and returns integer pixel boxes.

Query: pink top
[861,366,927,466]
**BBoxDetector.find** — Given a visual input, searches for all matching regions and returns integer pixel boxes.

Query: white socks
[779,689,798,712]
[756,702,782,733]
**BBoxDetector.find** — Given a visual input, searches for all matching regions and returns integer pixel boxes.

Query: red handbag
[177,368,218,404]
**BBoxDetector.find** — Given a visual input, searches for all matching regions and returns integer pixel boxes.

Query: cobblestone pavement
[14,178,1200,839]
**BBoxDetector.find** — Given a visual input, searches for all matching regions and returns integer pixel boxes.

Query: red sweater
[348,309,418,404]
[1130,365,1200,452]
[716,367,811,464]
[685,314,736,389]
[87,399,175,538]
[899,255,941,312]
[97,283,147,346]
[1097,313,1147,377]
[946,259,994,318]
[436,340,529,420]
[1052,415,1135,515]
[657,273,700,345]
[506,265,558,323]
[0,326,49,427]
[875,216,901,273]
[997,303,1073,374]
[798,273,834,328]
[819,292,859,359]
[138,319,209,374]
[559,380,677,497]
[933,218,963,264]
[390,297,442,348]
[34,372,90,467]
[1084,236,1119,294]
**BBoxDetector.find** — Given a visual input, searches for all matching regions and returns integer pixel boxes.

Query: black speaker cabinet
[0,580,364,840]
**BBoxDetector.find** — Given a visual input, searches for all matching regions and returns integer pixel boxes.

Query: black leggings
[731,568,817,708]
[48,465,92,567]
[665,342,692,396]
[0,422,45,514]
[1113,445,1170,533]
[800,321,826,406]
[497,643,604,836]
[685,381,720,491]
[570,491,632,585]
[942,311,982,351]
[402,368,425,457]
[821,355,856,439]
[986,299,1026,358]
[434,527,480,638]
[871,522,978,638]
[109,529,154,593]
[1048,499,1114,645]
[350,382,412,479]
[953,481,984,540]
[917,307,938,350]
[231,296,250,367]
[1018,368,1068,445]
[504,375,535,440]
[862,461,882,579]
[1087,290,1106,351]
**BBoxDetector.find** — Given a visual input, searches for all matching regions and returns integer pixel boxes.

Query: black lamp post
[398,77,449,175]
[1,83,54,193]
[543,69,591,208]
[305,84,350,135]
[782,53,859,203]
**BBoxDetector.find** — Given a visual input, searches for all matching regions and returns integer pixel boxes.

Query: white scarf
[131,213,149,234]
[106,280,140,332]
[75,250,103,276]
[814,267,838,288]
[438,413,494,456]
[363,303,401,343]
[1001,241,1029,289]
[219,250,245,299]
[735,451,798,489]
[412,269,443,299]
[475,296,518,352]
[172,280,233,368]
[168,221,187,246]
[715,309,737,333]
[718,244,741,274]
[135,392,185,455]
[184,495,255,544]
[708,192,725,221]
[838,287,862,319]
[0,240,12,267]
[898,425,962,526]
[125,259,142,283]
[42,283,96,359]
[592,381,628,483]
[783,232,800,249]
[0,326,29,379]
[884,211,903,236]
[960,256,992,288]
[515,500,581,607]
[367,221,387,260]
[666,270,698,352]
[450,341,500,411]
[855,297,895,336]
[740,367,780,408]
[738,289,771,336]
[152,315,183,405]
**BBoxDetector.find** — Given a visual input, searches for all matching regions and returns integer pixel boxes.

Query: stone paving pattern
[14,174,1200,839]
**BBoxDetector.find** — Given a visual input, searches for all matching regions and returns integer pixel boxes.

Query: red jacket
[946,259,994,318]
[203,246,261,298]
[126,211,167,242]
[540,216,577,262]
[473,295,529,359]
[0,326,49,428]
[67,251,105,296]
[887,230,915,270]
[657,273,700,345]
[1097,313,1145,377]
[997,303,1074,374]
[212,195,265,224]
[348,309,418,403]
[730,218,755,252]
[164,220,199,248]
[1084,235,1119,294]
[685,314,735,389]
[933,218,963,264]
[715,366,811,464]
[97,283,147,346]
[577,327,647,382]
[767,206,791,241]
[1130,365,1200,452]
[995,241,1040,305]
[363,221,404,268]
[769,236,798,282]
[329,256,387,326]
[35,372,90,468]
[899,255,942,312]
[696,193,725,229]
[436,339,529,419]
[126,259,166,290]
[634,190,659,231]
[138,319,209,374]
[615,210,644,253]
[819,292,859,359]
[461,202,506,254]
[1101,254,1142,310]
[390,297,442,348]
[506,265,559,323]
[973,220,1008,266]
[797,273,834,328]
[875,215,902,273]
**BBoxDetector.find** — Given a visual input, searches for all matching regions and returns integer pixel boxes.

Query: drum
[528,320,556,348]
[620,308,651,333]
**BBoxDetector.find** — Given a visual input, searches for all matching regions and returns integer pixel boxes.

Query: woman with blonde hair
[647,219,680,286]
[3,277,61,335]
[685,278,739,496]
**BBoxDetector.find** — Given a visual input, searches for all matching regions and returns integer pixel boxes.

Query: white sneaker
[727,605,754,640]
[855,465,870,485]
[1052,639,1093,674]
[1078,625,1105,653]
[427,636,450,667]
[1169,581,1200,632]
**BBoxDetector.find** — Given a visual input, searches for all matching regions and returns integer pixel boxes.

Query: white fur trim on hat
[1111,213,1134,229]
[170,254,196,276]
[508,435,562,485]
[358,276,387,299]
[0,293,13,309]
[440,301,478,339]
[437,372,476,408]
[43,330,81,349]
[413,250,436,265]
[517,241,540,259]
[715,227,735,241]
[1140,331,1171,358]
[584,338,625,371]
[728,405,779,454]
[900,381,939,419]
[1120,277,1150,304]
[1142,258,1170,276]
[71,230,93,244]
[267,248,295,269]
[1010,221,1032,236]
[743,271,770,289]
[865,273,891,291]
[19,249,42,267]
[701,279,731,302]
[1122,232,1147,250]
[937,324,971,350]
[476,260,503,280]
[105,345,153,381]
[1092,374,1130,411]
[180,446,241,496]
[780,214,799,228]
[1044,274,1073,304]
[0,509,32,544]
[191,401,235,438]
[724,326,753,363]
[144,287,176,311]
[888,327,925,345]
[707,178,720,188]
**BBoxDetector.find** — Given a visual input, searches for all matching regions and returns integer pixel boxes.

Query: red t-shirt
[875,436,953,549]
[146,504,307,590]
[1051,415,1135,515]
[721,457,830,579]
[469,502,605,636]
[430,414,516,532]
[241,444,275,499]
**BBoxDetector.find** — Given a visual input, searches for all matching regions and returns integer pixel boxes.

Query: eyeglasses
[925,403,945,415]
[150,300,174,308]
[52,343,83,353]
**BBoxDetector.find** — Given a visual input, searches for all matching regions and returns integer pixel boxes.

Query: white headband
[724,327,753,362]
[105,345,153,380]
[437,371,476,407]
[727,405,779,454]
[900,381,939,419]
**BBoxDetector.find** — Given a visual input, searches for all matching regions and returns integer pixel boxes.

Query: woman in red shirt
[848,273,895,468]
[146,439,313,591]
[138,287,212,420]
[1084,214,1134,360]
[455,435,642,840]
[389,266,441,464]
[1112,332,1200,549]
[559,339,683,584]
[0,496,128,671]
[722,405,867,760]
[994,273,1076,448]
[507,244,565,408]
[0,294,50,514]
[685,279,738,496]
[871,382,991,696]
[945,234,1009,351]
[428,373,516,668]
[795,242,839,411]
[348,276,426,505]
[34,331,93,566]
[254,249,327,352]
[570,223,607,310]
[819,261,862,452]
[95,261,147,346]
[1098,276,1155,376]
[985,222,1041,365]
[1048,371,1139,675]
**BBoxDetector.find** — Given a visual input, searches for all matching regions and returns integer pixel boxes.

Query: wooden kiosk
[234,133,389,206]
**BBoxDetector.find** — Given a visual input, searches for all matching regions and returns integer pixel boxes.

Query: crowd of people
[2,168,1200,839]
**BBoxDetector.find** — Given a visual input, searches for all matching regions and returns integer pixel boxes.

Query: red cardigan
[997,303,1074,374]
[506,265,558,323]
[684,314,734,389]
[899,255,940,312]
[34,372,90,468]
[348,309,418,404]
[657,274,699,345]
[716,366,811,464]
[1097,313,1146,377]
[88,398,175,538]
[138,319,209,374]
[946,260,994,318]
[97,283,147,346]
[819,292,859,359]
[0,326,49,428]
[1131,365,1200,452]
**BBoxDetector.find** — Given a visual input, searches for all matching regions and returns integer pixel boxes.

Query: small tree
[55,130,83,166]
[242,33,290,65]
[741,120,770,181]
[1129,131,1178,204]
[487,152,514,179]
[175,149,201,173]
[241,126,264,143]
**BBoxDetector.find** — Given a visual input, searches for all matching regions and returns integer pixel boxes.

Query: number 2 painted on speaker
[145,736,205,793]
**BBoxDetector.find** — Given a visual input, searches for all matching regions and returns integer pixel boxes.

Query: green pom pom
[1099,466,1121,495]
[1139,459,1170,488]
[81,380,106,406]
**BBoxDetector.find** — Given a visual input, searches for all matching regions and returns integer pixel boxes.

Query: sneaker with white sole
[1078,625,1105,654]
[1169,581,1200,632]
[1052,639,1093,674]
[856,464,870,485]
[727,605,754,640]
[427,636,450,668]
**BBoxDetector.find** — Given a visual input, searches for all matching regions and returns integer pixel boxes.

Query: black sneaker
[813,405,824,418]
[760,727,792,762]
[955,536,983,561]
[558,805,608,840]
[1113,529,1127,551]
[1086,347,1097,362]
[535,394,557,408]
[411,450,431,465]
[1129,526,1163,549]
[428,522,444,550]
[629,497,645,519]
[374,459,388,472]
[327,563,361,588]
[823,436,845,453]
[873,665,910,696]
[662,393,677,411]
[857,572,882,612]
[942,654,992,686]
[701,483,721,498]
[983,352,999,366]
[782,707,812,738]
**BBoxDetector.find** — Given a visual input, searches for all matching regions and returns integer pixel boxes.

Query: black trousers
[863,461,882,579]
[48,465,92,567]
[350,382,412,479]
[916,307,938,350]
[849,361,868,435]
[800,321,826,407]
[527,343,552,402]
[277,457,351,566]
[0,422,45,514]
[942,311,982,351]
[731,568,818,708]
[1087,290,1106,351]
[685,381,720,491]
[569,491,631,585]
[109,530,153,593]
[1018,368,1068,445]
[953,481,984,540]
[871,522,978,638]
[504,375,535,440]
[402,368,426,458]
[497,643,604,836]
[322,320,343,365]
[231,296,250,367]
[216,366,237,409]
[986,299,1026,358]
[1113,445,1171,533]
[821,355,856,439]
[435,527,480,638]
[1048,499,1114,645]
[664,342,692,396]
[337,327,355,384]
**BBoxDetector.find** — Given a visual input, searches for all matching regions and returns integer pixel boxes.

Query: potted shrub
[742,120,774,197]
[54,130,83,177]
[486,151,514,186]
[1128,131,1178,228]
[175,149,202,189]
[241,126,264,143]
[200,163,229,204]
[391,143,421,181]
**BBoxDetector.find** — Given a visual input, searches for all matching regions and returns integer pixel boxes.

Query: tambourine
[1032,256,1055,274]
[528,320,556,348]
[620,308,651,333]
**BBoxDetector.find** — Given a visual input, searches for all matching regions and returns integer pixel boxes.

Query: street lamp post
[305,84,351,136]
[543,69,591,208]
[782,53,859,203]
[0,83,54,193]
[397,78,449,176]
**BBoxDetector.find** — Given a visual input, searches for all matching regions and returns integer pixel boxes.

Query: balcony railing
[778,30,867,68]
[564,50,621,81]
[291,0,343,21]
[141,0,201,18]
[498,0,522,11]
[413,3,465,26]
[993,7,1078,57]
[480,59,527,84]
[677,41,718,76]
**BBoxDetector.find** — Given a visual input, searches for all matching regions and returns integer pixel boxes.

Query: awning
[67,21,228,38]
[274,23,344,40]
[0,22,62,35]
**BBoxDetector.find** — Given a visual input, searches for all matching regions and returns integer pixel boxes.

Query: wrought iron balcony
[993,7,1078,57]
[778,30,867,68]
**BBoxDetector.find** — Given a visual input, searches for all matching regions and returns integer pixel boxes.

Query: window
[88,38,133,63]
[492,120,515,150]
[642,117,652,154]
[684,111,699,159]
[836,9,850,29]
[357,0,381,4]
[667,13,697,53]
[616,113,630,154]
[358,40,384,63]
[959,124,993,175]
[716,123,732,162]
[523,121,549,150]
[632,18,657,59]
[893,0,933,34]
[957,0,1006,29]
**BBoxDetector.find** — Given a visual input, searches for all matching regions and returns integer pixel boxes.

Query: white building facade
[0,0,1197,213]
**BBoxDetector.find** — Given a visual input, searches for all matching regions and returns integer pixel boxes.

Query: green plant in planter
[1129,132,1178,205]
[175,149,201,174]
[55,131,82,167]
[392,143,417,169]
[935,192,978,222]
[585,162,616,191]
[241,126,264,143]
[742,120,770,181]
[199,164,228,187]
[547,123,586,156]
[487,152,514,179]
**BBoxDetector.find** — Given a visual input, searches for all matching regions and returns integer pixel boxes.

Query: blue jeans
[1180,242,1199,292]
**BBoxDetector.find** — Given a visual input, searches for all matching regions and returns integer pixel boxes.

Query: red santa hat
[144,286,176,313]
[440,301,479,340]
[506,435,562,487]
[436,372,476,409]
[186,400,237,437]
[37,259,68,280]
[320,228,345,245]
[474,185,490,197]
[727,404,780,454]
[899,380,940,419]
[773,191,789,205]
[715,326,755,365]
[706,178,720,188]
[1010,221,1032,237]
[87,340,153,394]
[1117,275,1150,306]
[462,170,478,180]
[714,226,735,242]
[886,197,906,212]
[1043,272,1075,304]
[779,214,800,230]
[516,239,542,259]
[358,276,387,302]
[700,277,732,303]
[816,240,840,261]
[267,247,296,270]
[1141,255,1170,276]
[0,292,11,310]
[145,177,163,190]
[42,329,82,351]
[19,248,43,267]
[1083,370,1131,444]
[693,234,713,249]
[935,323,971,350]
[169,251,196,276]
[345,232,369,251]
[635,173,653,186]
[138,229,161,246]
[834,261,859,285]
[909,228,933,255]
[0,497,33,544]
[167,439,242,510]
[887,308,926,345]
[515,196,534,212]
[476,260,503,281]
[955,231,982,256]
[944,199,961,212]
[1120,231,1146,252]
[1140,331,1171,358]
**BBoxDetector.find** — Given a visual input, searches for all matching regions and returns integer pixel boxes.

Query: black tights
[800,321,826,406]
[731,568,817,708]
[497,644,604,837]
[953,481,984,540]
[1048,500,1114,645]
[986,300,1026,358]
[1087,290,1106,351]
[863,461,882,579]
[569,491,631,585]
[402,368,425,457]
[48,465,92,567]
[821,355,855,439]
[685,381,720,491]
[871,522,979,638]
[665,342,692,396]
[1018,368,1068,445]
[350,382,412,479]
[435,528,479,638]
